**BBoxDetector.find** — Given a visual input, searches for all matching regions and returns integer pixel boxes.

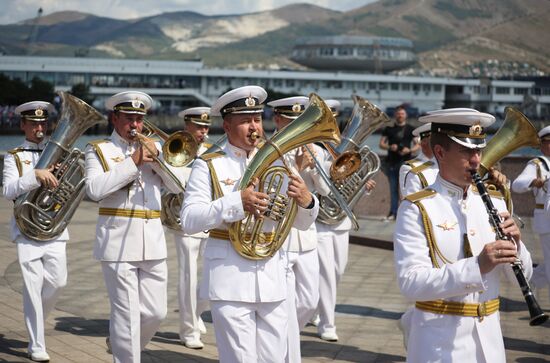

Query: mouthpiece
[35,131,44,139]
[250,132,260,140]
[130,129,138,137]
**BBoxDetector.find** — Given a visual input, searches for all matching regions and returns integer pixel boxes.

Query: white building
[1,55,548,118]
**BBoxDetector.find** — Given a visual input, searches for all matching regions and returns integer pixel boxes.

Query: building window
[320,47,334,56]
[514,88,528,95]
[495,87,510,94]
[391,83,399,91]
[423,84,431,92]
[402,83,410,91]
[286,79,295,87]
[433,84,442,92]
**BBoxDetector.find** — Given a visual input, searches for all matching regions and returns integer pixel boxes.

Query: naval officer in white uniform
[3,101,67,362]
[394,108,533,362]
[168,107,212,349]
[514,125,550,296]
[85,91,183,363]
[399,122,438,199]
[268,96,329,362]
[181,86,319,363]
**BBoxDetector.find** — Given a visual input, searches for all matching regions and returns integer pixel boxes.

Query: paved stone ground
[0,198,548,362]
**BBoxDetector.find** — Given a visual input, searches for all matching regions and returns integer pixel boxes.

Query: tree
[70,83,94,104]
[29,77,55,103]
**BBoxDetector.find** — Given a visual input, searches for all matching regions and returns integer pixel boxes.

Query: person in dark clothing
[379,106,418,219]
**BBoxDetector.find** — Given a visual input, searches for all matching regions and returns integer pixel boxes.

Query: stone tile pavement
[0,198,548,362]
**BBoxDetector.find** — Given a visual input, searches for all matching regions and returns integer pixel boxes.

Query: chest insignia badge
[437,221,458,231]
[22,160,31,165]
[221,178,236,186]
[111,156,124,163]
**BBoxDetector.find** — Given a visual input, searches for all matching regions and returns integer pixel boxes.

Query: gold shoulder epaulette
[410,161,434,175]
[404,158,420,168]
[87,139,109,147]
[531,158,541,165]
[404,188,437,203]
[200,151,226,161]
[7,147,23,155]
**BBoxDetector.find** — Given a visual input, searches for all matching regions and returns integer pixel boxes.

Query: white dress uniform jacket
[181,141,319,303]
[512,156,550,234]
[85,130,182,261]
[394,175,532,363]
[399,152,438,199]
[3,139,69,244]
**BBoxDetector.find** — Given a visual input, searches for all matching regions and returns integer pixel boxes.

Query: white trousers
[172,232,208,341]
[316,224,349,335]
[284,249,320,363]
[101,260,167,363]
[17,241,67,354]
[210,300,287,363]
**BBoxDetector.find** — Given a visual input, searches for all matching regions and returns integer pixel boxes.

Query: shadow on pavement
[504,336,550,355]
[0,334,29,360]
[142,349,218,362]
[300,338,405,362]
[336,304,402,320]
[54,316,109,336]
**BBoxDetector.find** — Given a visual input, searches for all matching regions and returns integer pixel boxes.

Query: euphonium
[228,93,341,260]
[14,92,106,241]
[317,95,390,225]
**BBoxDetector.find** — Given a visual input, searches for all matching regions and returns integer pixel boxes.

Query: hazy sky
[1,0,376,24]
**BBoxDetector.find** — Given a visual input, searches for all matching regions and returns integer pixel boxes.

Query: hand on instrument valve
[131,139,158,166]
[296,145,316,171]
[478,211,520,274]
[241,177,270,218]
[487,167,508,189]
[287,174,313,208]
[35,165,59,189]
[530,177,547,189]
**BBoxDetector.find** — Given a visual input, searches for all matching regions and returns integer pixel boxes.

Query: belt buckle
[477,303,487,321]
[144,210,152,219]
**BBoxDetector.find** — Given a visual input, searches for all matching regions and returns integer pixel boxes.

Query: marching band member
[85,91,182,363]
[268,96,328,362]
[2,101,67,362]
[399,123,438,198]
[394,109,532,362]
[170,107,212,349]
[181,86,319,362]
[514,125,550,296]
[312,99,376,342]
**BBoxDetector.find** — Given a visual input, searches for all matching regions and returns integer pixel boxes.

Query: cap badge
[245,96,256,107]
[292,103,301,113]
[131,100,142,109]
[35,109,44,117]
[200,112,209,120]
[469,122,482,136]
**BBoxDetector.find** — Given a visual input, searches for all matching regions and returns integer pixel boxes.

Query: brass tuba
[14,92,106,241]
[317,95,390,225]
[228,93,341,260]
[479,107,540,177]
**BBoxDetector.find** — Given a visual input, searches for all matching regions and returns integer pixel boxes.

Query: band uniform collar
[436,174,468,201]
[23,138,47,149]
[111,129,138,150]
[225,140,258,161]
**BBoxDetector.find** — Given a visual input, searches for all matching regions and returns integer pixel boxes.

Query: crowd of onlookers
[0,105,19,127]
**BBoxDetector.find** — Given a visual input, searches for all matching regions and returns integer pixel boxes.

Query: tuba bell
[228,93,341,260]
[317,95,390,225]
[14,92,106,241]
[479,107,540,177]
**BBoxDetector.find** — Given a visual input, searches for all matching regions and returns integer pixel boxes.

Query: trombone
[131,119,198,193]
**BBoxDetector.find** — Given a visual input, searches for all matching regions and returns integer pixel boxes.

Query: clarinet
[471,170,548,326]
